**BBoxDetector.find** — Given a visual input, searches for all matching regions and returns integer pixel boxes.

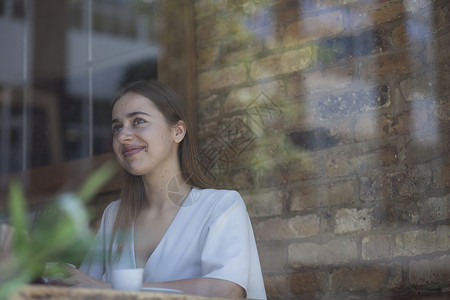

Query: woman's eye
[112,125,122,134]
[133,118,145,126]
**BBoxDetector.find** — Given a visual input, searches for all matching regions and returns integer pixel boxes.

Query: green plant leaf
[0,162,117,300]
[77,161,117,203]
[8,179,28,235]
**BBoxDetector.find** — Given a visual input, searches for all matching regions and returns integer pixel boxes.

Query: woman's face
[111,92,183,177]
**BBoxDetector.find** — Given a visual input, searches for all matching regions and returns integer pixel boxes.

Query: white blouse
[79,188,267,299]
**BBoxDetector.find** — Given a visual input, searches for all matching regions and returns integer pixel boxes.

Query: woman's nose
[117,126,133,143]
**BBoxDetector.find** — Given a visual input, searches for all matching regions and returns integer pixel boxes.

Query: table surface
[8,285,236,300]
[8,285,450,300]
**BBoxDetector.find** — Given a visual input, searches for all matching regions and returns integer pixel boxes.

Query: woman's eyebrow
[126,111,151,118]
[111,111,151,124]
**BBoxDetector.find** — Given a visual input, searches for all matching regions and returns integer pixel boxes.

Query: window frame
[0,0,196,210]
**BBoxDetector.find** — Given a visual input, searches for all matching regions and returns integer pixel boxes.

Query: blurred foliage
[250,132,309,173]
[0,162,116,299]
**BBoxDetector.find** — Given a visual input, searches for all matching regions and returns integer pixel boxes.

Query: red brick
[219,37,264,65]
[328,120,353,145]
[433,32,450,64]
[349,0,403,29]
[196,13,244,45]
[392,24,410,48]
[318,85,390,120]
[405,128,450,164]
[288,238,358,267]
[417,194,449,224]
[433,2,450,35]
[360,170,431,201]
[286,73,307,97]
[194,0,216,19]
[250,47,313,80]
[272,1,303,30]
[289,180,357,212]
[258,244,286,273]
[392,2,449,49]
[198,63,247,93]
[223,80,285,112]
[360,51,424,80]
[433,158,450,189]
[391,9,439,48]
[394,226,450,257]
[349,0,431,29]
[228,167,255,190]
[317,0,360,9]
[284,153,323,183]
[279,99,316,129]
[243,190,285,218]
[379,113,413,137]
[329,264,403,293]
[195,16,219,43]
[252,165,289,189]
[437,225,450,251]
[380,108,427,137]
[409,255,450,286]
[400,73,434,102]
[283,10,344,46]
[240,140,324,188]
[362,234,393,260]
[328,144,399,177]
[253,215,320,241]
[327,149,358,177]
[264,272,327,299]
[197,94,221,120]
[354,111,421,142]
[353,115,386,142]
[193,1,450,298]
[434,93,450,122]
[196,46,219,71]
[287,64,354,97]
[332,208,374,234]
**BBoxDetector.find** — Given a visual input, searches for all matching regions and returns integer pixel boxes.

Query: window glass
[0,0,157,175]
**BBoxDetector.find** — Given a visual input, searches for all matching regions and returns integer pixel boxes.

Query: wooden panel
[0,153,122,211]
[156,0,198,136]
[11,284,236,299]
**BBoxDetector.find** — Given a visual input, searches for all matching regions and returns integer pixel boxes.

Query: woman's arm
[142,277,244,298]
[62,267,243,298]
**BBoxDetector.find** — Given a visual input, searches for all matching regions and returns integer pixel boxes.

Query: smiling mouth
[122,146,145,157]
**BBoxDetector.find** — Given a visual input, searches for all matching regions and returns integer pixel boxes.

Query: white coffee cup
[111,268,144,291]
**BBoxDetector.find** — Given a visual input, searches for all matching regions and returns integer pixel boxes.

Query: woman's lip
[122,146,145,157]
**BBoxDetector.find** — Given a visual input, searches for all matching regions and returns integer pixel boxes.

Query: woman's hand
[49,265,111,289]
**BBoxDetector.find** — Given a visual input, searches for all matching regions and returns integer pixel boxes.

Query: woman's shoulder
[191,188,246,212]
[194,188,241,201]
[196,187,240,197]
[101,199,121,218]
[105,199,120,210]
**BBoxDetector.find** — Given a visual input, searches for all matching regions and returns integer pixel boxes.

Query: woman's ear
[173,120,186,144]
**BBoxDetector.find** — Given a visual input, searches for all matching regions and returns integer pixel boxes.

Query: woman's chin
[125,169,144,176]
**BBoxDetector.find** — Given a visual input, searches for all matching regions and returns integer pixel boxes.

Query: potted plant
[0,162,116,299]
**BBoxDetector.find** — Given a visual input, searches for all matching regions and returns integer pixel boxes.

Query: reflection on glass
[0,0,157,175]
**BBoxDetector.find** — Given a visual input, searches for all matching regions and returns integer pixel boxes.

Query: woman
[66,81,267,299]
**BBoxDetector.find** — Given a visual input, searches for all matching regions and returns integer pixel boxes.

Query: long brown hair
[110,80,212,260]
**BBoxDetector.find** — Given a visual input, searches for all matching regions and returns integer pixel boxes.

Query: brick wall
[194,0,450,299]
